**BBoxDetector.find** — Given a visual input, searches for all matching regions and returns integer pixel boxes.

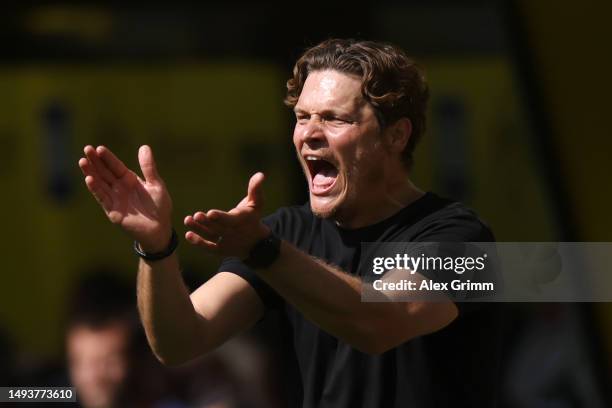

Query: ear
[384,118,412,154]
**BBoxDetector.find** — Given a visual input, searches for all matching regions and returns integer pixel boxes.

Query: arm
[257,243,457,354]
[79,145,262,365]
[137,254,263,365]
[184,176,458,355]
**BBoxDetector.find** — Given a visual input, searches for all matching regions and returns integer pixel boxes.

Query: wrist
[138,228,173,253]
[254,223,271,243]
[244,228,281,269]
[134,228,178,261]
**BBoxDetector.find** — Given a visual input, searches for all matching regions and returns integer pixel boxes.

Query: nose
[297,116,326,147]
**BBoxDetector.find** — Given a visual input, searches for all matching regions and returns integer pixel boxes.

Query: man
[67,317,134,408]
[79,39,502,407]
[65,271,149,408]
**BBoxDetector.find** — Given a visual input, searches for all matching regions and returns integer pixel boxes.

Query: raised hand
[78,145,173,252]
[184,172,270,259]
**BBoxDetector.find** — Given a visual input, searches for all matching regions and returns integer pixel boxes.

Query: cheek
[292,127,302,150]
[106,354,129,383]
[356,131,384,160]
[340,137,383,179]
[325,125,353,141]
[327,130,358,158]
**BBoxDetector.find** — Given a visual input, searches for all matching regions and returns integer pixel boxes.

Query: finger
[78,157,91,176]
[184,215,222,241]
[84,145,115,185]
[96,145,129,179]
[78,157,110,189]
[246,172,265,208]
[85,167,113,198]
[78,156,97,178]
[206,209,245,227]
[194,211,227,230]
[84,175,112,211]
[185,231,219,252]
[80,158,113,195]
[138,145,162,184]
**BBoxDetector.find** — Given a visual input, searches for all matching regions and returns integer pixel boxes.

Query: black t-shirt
[218,192,503,407]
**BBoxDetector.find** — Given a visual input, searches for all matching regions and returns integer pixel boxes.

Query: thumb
[247,172,265,208]
[138,145,161,183]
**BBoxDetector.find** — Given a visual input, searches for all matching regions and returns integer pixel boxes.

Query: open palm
[79,145,173,251]
[183,172,270,259]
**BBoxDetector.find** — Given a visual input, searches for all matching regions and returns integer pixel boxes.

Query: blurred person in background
[66,270,269,408]
[67,318,135,407]
[78,39,502,407]
[65,269,158,407]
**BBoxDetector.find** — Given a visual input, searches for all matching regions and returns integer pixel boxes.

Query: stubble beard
[316,155,385,224]
[311,201,339,219]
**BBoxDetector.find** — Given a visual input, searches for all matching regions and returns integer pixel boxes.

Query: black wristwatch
[244,232,281,269]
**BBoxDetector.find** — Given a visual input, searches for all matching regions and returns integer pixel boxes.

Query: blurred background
[0,0,611,407]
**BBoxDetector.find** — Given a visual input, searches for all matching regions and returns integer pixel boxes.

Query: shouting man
[79,39,502,407]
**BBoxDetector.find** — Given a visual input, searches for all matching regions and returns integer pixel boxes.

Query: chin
[308,174,351,220]
[309,195,340,219]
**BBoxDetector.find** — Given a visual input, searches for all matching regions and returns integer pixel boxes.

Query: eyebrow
[293,107,352,117]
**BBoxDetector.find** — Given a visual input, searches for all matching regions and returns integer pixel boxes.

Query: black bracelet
[133,229,178,261]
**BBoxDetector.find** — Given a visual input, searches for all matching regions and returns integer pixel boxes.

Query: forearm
[257,241,403,352]
[136,254,204,365]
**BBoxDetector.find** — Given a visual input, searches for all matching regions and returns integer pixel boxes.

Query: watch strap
[133,229,178,261]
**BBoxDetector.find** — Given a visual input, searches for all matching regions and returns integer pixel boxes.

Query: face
[67,323,130,408]
[293,70,388,222]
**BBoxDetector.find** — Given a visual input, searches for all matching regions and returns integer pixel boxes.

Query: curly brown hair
[285,38,429,168]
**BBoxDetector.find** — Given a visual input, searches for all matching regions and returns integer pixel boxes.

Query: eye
[324,115,350,125]
[295,113,310,124]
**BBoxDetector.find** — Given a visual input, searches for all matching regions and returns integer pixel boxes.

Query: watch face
[247,233,281,268]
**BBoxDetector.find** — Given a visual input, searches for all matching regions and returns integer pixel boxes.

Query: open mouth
[305,156,339,195]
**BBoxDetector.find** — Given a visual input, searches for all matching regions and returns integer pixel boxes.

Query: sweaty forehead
[296,70,366,113]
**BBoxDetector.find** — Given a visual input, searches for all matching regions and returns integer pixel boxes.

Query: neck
[334,173,424,229]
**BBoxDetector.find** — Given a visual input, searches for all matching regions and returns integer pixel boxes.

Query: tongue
[313,166,337,188]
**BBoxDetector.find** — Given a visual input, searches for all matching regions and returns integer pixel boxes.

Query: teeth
[305,156,320,161]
